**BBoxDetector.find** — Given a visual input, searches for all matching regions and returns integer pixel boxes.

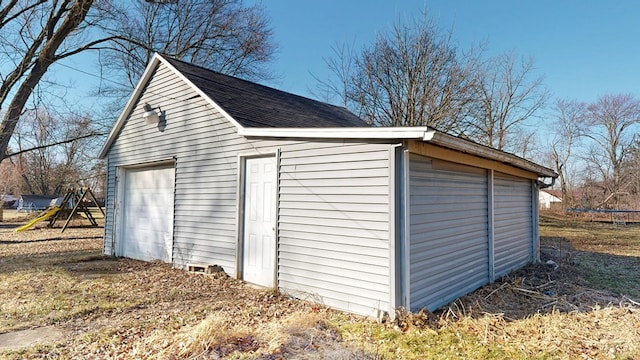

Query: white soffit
[238,127,435,140]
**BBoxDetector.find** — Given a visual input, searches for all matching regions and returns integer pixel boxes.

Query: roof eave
[428,131,558,178]
[239,127,557,178]
[237,126,435,140]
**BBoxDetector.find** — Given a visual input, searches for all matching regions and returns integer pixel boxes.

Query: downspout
[534,177,555,261]
[537,177,556,189]
[389,143,403,319]
[401,141,411,310]
[532,180,541,262]
[531,177,555,263]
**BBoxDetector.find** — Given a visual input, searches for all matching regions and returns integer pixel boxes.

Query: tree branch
[5,132,105,158]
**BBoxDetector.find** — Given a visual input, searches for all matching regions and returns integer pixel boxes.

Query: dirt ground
[0,214,639,359]
[0,222,368,359]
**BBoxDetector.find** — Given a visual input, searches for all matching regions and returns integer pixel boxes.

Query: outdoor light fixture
[142,103,160,124]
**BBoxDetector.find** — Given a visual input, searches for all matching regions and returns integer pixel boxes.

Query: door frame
[235,151,279,287]
[115,159,176,260]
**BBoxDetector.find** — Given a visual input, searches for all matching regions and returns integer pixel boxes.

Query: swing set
[15,187,104,233]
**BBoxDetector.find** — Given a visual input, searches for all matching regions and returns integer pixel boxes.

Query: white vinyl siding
[408,154,489,311]
[494,172,534,277]
[103,61,392,318]
[103,157,115,255]
[278,144,391,317]
[104,62,276,274]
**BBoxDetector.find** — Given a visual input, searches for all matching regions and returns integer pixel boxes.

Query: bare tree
[317,15,550,155]
[322,14,480,131]
[0,0,276,164]
[0,0,104,162]
[13,109,98,195]
[0,156,21,196]
[583,94,640,206]
[547,99,586,207]
[313,42,357,107]
[100,0,275,93]
[468,52,548,152]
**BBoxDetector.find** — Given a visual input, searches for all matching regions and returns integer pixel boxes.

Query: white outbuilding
[99,53,557,318]
[539,189,563,209]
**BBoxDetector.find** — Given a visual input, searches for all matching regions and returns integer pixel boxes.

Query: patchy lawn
[0,215,639,359]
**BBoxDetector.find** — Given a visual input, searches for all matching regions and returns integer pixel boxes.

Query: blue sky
[52,0,640,118]
[249,0,640,104]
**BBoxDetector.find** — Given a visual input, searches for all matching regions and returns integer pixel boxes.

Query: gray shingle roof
[164,57,370,128]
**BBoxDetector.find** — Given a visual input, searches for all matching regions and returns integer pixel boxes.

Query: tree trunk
[0,0,94,162]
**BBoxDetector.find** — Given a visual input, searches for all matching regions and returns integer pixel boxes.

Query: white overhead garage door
[409,154,490,311]
[493,172,534,277]
[120,165,175,262]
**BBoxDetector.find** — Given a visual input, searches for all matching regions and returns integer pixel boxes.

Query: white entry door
[243,157,277,287]
[121,165,175,262]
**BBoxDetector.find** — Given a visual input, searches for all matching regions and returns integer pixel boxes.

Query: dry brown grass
[0,209,23,222]
[0,215,639,359]
[142,310,349,359]
[0,223,367,359]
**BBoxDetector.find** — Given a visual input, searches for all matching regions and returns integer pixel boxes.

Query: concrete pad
[0,326,66,350]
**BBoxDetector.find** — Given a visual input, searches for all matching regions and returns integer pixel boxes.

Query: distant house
[1,194,18,209]
[17,195,58,212]
[539,190,562,210]
[98,53,557,318]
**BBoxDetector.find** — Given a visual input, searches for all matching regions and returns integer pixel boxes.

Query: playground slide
[14,206,61,233]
